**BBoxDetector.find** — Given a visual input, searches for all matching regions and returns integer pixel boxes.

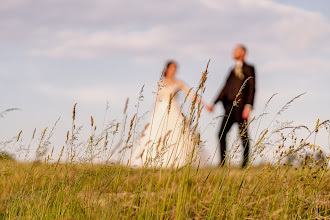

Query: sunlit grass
[0,61,329,219]
[0,160,329,219]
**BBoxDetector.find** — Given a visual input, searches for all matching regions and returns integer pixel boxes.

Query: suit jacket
[214,62,256,121]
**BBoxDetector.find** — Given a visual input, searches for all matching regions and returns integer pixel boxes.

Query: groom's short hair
[237,44,247,52]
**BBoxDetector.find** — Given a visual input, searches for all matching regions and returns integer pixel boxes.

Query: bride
[130,61,210,168]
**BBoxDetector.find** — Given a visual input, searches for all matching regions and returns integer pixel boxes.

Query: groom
[209,44,256,168]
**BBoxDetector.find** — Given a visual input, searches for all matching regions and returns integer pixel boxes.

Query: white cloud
[260,59,330,75]
[0,0,26,11]
[31,27,173,58]
[7,0,323,62]
[273,15,330,51]
[39,84,135,104]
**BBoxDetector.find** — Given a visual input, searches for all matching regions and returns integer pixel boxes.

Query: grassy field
[0,160,329,219]
[1,64,329,219]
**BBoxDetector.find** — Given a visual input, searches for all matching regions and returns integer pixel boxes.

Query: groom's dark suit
[214,62,256,167]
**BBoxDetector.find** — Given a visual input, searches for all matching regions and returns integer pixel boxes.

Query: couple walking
[130,45,256,168]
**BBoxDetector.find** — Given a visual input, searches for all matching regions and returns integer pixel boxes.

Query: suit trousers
[218,116,250,168]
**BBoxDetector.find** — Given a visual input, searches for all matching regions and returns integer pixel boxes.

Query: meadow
[0,160,329,219]
[1,63,329,219]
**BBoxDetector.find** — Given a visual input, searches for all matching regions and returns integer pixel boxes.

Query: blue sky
[1,0,329,164]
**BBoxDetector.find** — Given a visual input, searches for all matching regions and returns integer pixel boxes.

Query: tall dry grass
[0,61,329,219]
[0,161,329,219]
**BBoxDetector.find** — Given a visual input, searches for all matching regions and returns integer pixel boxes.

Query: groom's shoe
[241,160,248,169]
[218,160,225,168]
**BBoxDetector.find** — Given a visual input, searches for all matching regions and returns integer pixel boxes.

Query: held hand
[206,104,215,112]
[242,105,252,120]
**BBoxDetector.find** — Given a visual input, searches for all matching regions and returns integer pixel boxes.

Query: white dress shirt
[234,60,244,80]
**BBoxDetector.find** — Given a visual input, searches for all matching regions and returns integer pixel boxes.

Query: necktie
[235,62,244,80]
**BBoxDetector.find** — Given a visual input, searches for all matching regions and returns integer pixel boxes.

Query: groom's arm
[213,86,226,105]
[213,73,231,105]
[245,66,256,107]
[209,84,227,112]
[208,73,231,112]
[242,65,256,120]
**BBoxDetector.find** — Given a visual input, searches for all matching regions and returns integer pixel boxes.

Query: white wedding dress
[130,80,201,168]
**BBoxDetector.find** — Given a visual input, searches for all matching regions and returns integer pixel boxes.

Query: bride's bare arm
[176,80,209,108]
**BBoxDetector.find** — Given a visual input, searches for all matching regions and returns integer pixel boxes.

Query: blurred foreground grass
[0,160,329,219]
[1,63,329,219]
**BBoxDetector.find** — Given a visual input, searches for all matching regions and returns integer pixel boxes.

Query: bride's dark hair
[161,60,177,79]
